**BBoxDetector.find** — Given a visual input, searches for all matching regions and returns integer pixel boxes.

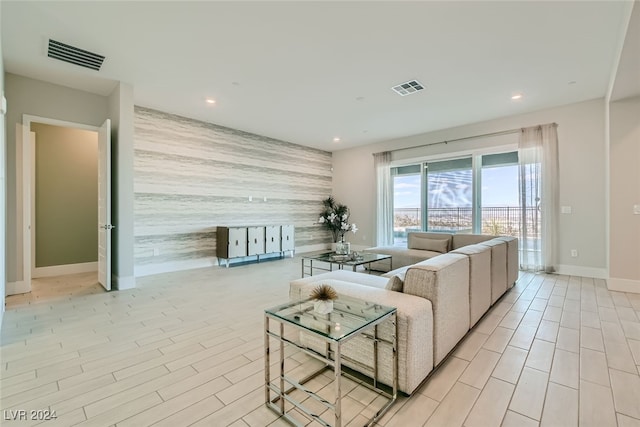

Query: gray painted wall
[4,73,109,282]
[133,106,332,274]
[32,123,98,267]
[609,96,640,284]
[1,15,6,319]
[333,98,609,278]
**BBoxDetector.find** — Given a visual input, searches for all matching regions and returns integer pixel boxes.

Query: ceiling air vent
[391,80,425,96]
[47,39,105,71]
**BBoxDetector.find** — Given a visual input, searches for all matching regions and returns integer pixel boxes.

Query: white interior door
[98,119,112,291]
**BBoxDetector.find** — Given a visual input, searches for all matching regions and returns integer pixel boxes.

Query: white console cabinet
[217,225,295,267]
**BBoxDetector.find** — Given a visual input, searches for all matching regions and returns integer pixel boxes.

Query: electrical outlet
[570,249,578,257]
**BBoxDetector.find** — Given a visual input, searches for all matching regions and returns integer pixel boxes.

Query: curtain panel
[518,123,559,272]
[373,151,393,246]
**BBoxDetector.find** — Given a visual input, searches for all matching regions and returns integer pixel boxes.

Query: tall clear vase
[335,239,351,255]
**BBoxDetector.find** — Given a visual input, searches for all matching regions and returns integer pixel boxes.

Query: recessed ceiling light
[511,93,523,100]
[206,99,216,104]
[333,137,341,143]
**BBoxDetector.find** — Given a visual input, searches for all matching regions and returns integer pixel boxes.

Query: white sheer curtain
[374,151,393,246]
[518,123,559,272]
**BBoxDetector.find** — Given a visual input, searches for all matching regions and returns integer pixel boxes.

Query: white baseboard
[6,281,30,295]
[607,277,640,294]
[135,257,217,277]
[112,274,136,290]
[556,264,608,279]
[33,262,98,278]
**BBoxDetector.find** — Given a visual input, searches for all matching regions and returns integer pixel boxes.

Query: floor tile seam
[84,390,166,426]
[49,366,174,415]
[0,373,70,402]
[132,386,224,426]
[79,348,165,374]
[84,367,200,418]
[4,352,83,377]
[616,412,640,423]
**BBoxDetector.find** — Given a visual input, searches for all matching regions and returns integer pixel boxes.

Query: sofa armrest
[289,278,434,395]
[403,253,470,365]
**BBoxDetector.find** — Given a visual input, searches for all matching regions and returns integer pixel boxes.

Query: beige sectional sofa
[289,232,518,395]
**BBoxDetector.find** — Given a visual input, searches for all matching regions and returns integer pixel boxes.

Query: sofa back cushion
[383,265,411,292]
[451,234,494,250]
[403,253,470,365]
[408,232,452,253]
[385,275,404,292]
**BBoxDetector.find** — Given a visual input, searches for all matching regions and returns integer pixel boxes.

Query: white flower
[341,222,350,230]
[342,214,348,221]
[351,224,358,233]
[318,216,325,223]
[328,213,337,221]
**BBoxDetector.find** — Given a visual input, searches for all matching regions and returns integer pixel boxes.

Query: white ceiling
[1,1,634,151]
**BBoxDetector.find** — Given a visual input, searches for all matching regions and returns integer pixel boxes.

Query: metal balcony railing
[394,206,540,238]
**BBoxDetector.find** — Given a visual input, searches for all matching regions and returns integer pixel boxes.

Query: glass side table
[301,252,392,277]
[264,294,397,427]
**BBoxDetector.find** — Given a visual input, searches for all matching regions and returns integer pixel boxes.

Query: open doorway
[31,123,99,275]
[7,115,112,302]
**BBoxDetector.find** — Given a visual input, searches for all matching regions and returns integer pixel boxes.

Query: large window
[392,165,421,245]
[425,157,473,233]
[392,150,522,245]
[480,152,520,236]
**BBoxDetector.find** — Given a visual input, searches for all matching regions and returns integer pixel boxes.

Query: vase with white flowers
[318,196,358,254]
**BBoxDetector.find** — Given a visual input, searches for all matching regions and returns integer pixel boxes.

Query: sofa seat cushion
[364,246,441,271]
[289,278,434,394]
[290,270,388,294]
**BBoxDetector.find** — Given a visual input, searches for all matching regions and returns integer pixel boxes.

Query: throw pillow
[410,237,449,253]
[385,275,404,292]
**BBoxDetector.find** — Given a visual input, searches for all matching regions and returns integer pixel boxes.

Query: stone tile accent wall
[133,106,332,273]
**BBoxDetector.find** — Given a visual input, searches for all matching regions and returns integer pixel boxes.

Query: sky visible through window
[394,165,519,208]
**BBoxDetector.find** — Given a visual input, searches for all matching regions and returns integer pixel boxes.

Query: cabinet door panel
[265,226,281,253]
[228,228,248,258]
[247,227,266,256]
[281,225,295,251]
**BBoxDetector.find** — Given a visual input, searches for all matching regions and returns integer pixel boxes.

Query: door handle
[101,224,115,230]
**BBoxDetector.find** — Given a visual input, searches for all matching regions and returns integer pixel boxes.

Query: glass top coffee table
[264,294,398,427]
[301,252,392,277]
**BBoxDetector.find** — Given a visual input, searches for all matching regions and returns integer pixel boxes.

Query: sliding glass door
[425,158,473,233]
[480,152,520,236]
[391,150,524,247]
[392,165,421,245]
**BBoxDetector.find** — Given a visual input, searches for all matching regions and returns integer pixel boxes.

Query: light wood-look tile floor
[2,257,640,426]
